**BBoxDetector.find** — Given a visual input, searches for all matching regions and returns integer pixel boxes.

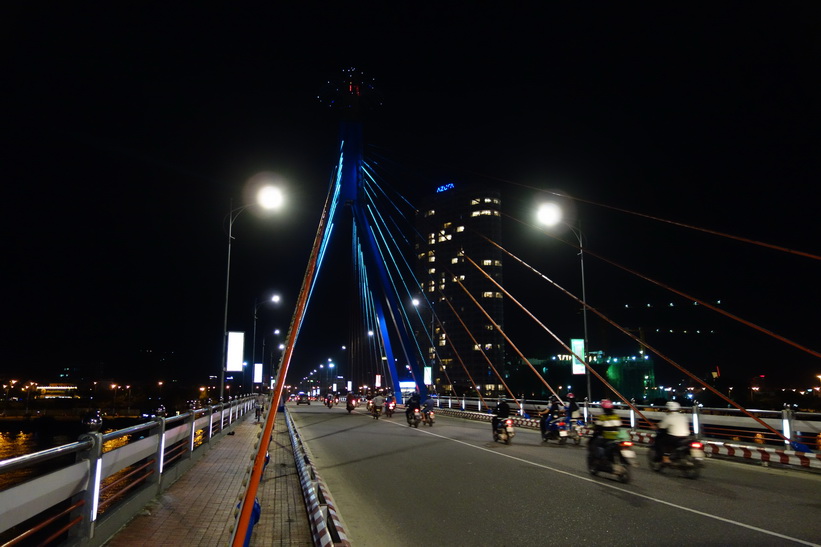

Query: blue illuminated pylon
[329,69,427,401]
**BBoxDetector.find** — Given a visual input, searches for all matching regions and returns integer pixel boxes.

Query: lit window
[428,256,436,262]
[482,291,494,298]
[456,226,465,232]
[473,344,481,351]
[451,257,459,264]
[494,260,502,267]
[428,268,436,274]
[443,222,452,229]
[482,259,492,266]
[424,209,436,217]
[471,198,480,205]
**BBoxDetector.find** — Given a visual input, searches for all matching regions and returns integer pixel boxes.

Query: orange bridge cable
[503,218,821,362]
[435,307,487,404]
[438,286,521,409]
[505,181,821,262]
[435,294,487,405]
[444,264,560,408]
[232,183,334,547]
[462,255,654,429]
[484,241,791,441]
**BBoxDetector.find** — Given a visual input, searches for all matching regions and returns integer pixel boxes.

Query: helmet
[666,401,681,412]
[566,393,575,399]
[550,395,559,403]
[601,399,613,410]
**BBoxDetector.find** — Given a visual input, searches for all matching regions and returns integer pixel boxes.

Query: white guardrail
[0,397,254,546]
[424,396,821,470]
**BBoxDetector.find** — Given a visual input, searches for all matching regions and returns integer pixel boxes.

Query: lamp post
[220,184,285,404]
[537,202,592,402]
[253,294,281,389]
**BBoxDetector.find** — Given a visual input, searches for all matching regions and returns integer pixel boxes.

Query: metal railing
[0,396,254,546]
[424,395,821,452]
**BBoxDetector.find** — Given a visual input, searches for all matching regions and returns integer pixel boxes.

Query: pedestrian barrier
[430,407,821,470]
[0,396,255,546]
[285,408,350,547]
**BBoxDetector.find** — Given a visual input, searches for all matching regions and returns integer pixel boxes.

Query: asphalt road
[289,404,821,547]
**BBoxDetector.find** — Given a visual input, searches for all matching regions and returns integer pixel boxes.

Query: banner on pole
[253,363,262,384]
[227,332,245,372]
[571,338,586,375]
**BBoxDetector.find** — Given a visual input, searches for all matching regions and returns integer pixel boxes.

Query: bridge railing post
[692,403,701,439]
[782,406,793,447]
[187,409,197,458]
[153,417,168,488]
[205,405,214,444]
[72,431,103,542]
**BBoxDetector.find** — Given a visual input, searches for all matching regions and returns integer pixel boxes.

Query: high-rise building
[414,183,506,396]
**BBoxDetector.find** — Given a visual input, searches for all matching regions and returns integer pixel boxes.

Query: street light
[220,184,285,403]
[253,293,281,388]
[537,201,592,402]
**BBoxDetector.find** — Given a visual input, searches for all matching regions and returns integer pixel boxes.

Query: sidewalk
[105,410,312,546]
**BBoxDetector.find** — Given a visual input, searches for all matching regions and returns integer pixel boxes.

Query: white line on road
[387,418,820,547]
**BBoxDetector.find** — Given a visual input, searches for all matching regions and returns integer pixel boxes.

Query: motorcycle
[568,418,585,445]
[648,436,705,479]
[493,417,515,444]
[372,405,382,420]
[385,400,395,418]
[325,398,334,409]
[422,409,435,426]
[346,400,356,414]
[407,408,422,428]
[588,439,637,483]
[542,414,569,444]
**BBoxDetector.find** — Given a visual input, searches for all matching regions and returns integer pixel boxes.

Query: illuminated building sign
[436,183,455,193]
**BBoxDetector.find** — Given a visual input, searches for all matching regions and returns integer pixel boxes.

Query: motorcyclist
[405,393,421,423]
[565,393,581,420]
[372,392,386,416]
[492,397,511,432]
[589,399,623,460]
[654,401,691,463]
[539,395,564,438]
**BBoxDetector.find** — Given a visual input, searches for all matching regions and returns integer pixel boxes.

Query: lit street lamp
[253,293,281,388]
[220,183,285,404]
[537,201,592,402]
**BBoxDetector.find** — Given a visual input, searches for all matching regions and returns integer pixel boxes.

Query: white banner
[226,332,245,372]
[253,363,262,384]
[571,338,586,375]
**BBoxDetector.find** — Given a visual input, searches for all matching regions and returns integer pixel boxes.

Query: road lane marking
[386,419,819,547]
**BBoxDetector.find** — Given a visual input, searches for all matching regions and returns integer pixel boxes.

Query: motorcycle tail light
[691,441,703,449]
[505,419,513,426]
[558,421,566,426]
[621,441,633,447]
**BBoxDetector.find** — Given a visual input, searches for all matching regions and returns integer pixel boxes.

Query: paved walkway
[105,409,312,546]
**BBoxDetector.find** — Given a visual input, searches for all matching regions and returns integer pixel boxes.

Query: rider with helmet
[589,399,623,458]
[539,395,564,438]
[654,401,691,463]
[405,392,421,423]
[565,393,581,420]
[492,397,511,432]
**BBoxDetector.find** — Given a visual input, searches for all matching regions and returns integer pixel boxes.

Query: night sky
[4,4,820,390]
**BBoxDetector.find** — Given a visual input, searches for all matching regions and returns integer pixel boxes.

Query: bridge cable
[506,214,821,361]
[460,254,655,428]
[479,236,795,442]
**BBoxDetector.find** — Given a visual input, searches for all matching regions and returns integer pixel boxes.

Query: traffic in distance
[287,391,821,546]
